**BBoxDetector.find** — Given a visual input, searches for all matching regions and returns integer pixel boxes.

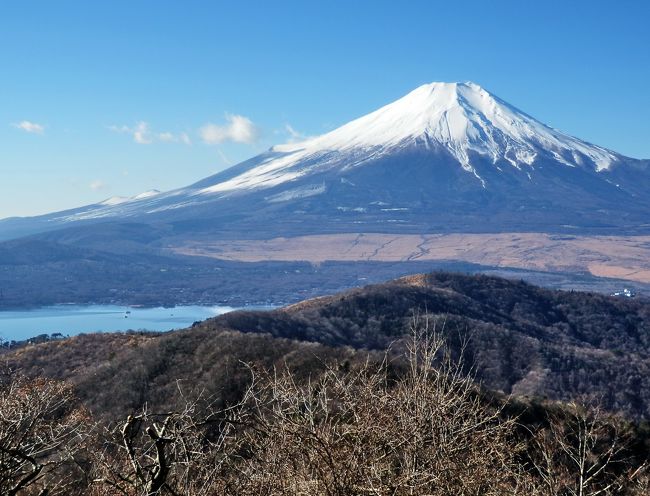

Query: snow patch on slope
[99,196,130,206]
[198,151,309,194]
[133,189,161,200]
[63,189,170,221]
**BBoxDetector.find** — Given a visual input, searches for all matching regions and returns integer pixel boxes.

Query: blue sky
[1,0,649,218]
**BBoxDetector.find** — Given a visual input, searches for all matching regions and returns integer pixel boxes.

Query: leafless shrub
[229,315,532,495]
[529,401,647,495]
[89,383,250,495]
[0,371,89,495]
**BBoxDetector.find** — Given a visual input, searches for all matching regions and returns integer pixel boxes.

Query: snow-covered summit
[201,82,619,194]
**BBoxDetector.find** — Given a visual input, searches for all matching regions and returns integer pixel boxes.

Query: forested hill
[207,272,650,419]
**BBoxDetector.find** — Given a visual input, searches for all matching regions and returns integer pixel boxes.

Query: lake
[0,304,257,342]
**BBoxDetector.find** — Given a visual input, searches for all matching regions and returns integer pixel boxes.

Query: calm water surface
[0,305,254,342]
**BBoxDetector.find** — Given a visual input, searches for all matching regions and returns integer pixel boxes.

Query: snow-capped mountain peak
[277,81,618,171]
[200,82,619,195]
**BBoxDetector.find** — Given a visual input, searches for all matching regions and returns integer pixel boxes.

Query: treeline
[2,325,649,495]
[1,330,359,422]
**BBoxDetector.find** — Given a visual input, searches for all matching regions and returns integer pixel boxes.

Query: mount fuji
[3,81,650,244]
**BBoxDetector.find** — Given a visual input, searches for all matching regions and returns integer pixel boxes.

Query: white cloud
[89,180,106,191]
[200,114,259,145]
[12,120,45,134]
[158,131,192,145]
[133,121,152,144]
[109,122,190,145]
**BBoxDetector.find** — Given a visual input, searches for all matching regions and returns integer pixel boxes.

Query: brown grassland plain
[172,233,650,284]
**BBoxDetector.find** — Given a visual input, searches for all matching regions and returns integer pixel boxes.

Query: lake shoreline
[0,304,276,343]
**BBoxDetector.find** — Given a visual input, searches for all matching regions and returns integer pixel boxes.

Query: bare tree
[530,401,645,496]
[90,383,249,495]
[230,315,533,495]
[0,372,89,496]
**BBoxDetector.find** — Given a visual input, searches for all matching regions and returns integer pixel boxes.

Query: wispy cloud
[89,180,106,191]
[158,131,175,142]
[133,121,152,144]
[12,120,45,134]
[216,148,233,165]
[200,114,259,145]
[110,116,256,146]
[284,123,312,143]
[158,131,192,145]
[109,121,191,145]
